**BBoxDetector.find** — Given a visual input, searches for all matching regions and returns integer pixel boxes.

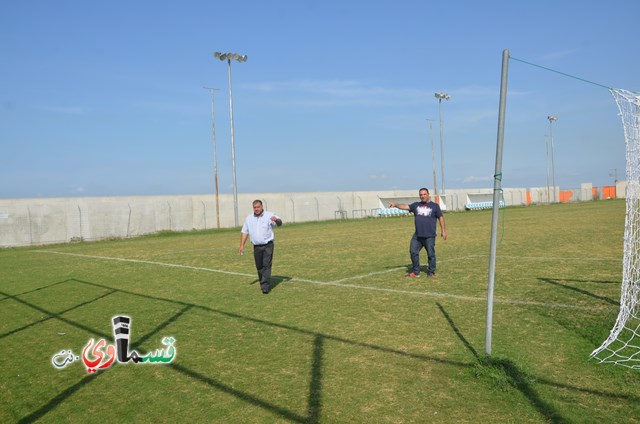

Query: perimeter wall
[0,182,625,247]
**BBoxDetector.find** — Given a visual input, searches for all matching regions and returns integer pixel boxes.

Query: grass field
[1,199,639,423]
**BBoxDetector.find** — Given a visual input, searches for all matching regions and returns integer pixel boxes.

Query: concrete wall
[0,185,618,247]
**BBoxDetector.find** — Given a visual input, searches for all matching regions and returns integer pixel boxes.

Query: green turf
[1,199,639,423]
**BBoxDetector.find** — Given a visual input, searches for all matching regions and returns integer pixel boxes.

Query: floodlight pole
[204,87,221,229]
[548,115,558,203]
[545,135,551,204]
[486,49,510,357]
[435,92,450,197]
[214,51,248,227]
[427,118,438,198]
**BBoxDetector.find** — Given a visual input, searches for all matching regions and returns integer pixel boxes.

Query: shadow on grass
[474,356,566,424]
[436,302,479,360]
[307,334,324,424]
[248,275,291,292]
[538,277,619,306]
[437,301,566,424]
[5,279,638,423]
[385,264,431,275]
[0,287,118,340]
[6,278,466,423]
[16,303,193,423]
[18,373,105,423]
[271,275,292,290]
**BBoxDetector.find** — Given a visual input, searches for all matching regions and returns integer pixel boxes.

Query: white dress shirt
[241,211,280,245]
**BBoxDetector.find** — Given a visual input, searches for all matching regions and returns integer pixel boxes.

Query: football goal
[590,88,640,369]
[487,52,640,368]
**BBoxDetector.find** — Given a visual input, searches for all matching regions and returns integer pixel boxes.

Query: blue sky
[1,1,638,198]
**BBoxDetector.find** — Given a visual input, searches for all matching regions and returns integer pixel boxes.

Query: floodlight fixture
[214,52,248,63]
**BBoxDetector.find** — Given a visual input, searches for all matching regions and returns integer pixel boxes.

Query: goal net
[590,88,640,368]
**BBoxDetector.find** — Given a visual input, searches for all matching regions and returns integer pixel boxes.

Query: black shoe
[262,290,269,294]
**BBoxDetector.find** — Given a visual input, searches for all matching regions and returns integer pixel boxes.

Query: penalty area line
[292,279,609,311]
[328,255,487,284]
[34,250,611,311]
[33,250,255,278]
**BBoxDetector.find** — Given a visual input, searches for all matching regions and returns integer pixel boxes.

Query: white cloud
[537,49,582,62]
[70,186,86,194]
[241,79,436,108]
[462,175,493,183]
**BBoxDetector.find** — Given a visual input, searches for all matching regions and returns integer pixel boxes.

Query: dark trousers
[409,235,436,275]
[253,241,274,292]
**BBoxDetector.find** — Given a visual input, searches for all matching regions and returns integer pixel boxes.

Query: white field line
[329,267,405,283]
[328,255,487,284]
[151,247,230,256]
[34,250,615,311]
[444,254,620,262]
[496,255,620,262]
[35,250,255,278]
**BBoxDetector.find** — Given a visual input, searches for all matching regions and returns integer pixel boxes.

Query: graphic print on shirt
[416,205,433,217]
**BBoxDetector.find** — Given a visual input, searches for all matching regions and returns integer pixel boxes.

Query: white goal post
[590,88,640,369]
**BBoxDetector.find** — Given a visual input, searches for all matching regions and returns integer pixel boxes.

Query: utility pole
[203,87,221,229]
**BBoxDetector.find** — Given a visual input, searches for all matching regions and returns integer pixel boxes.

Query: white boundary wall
[0,185,618,247]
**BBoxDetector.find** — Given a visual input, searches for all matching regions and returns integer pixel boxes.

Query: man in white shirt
[239,200,283,294]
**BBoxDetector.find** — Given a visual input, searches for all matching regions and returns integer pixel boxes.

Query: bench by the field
[377,207,410,217]
[465,200,505,210]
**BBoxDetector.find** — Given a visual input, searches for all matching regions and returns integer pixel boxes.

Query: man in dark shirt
[389,188,447,278]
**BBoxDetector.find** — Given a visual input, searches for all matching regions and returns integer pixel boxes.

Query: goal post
[590,88,640,369]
